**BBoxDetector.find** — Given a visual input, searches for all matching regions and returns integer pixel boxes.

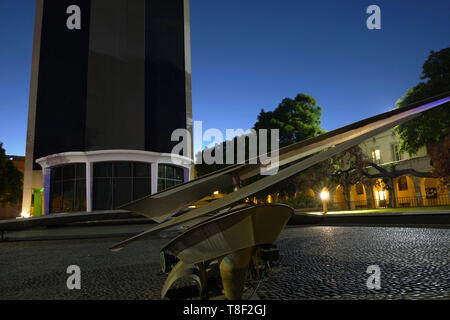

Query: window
[425,188,437,199]
[372,149,381,163]
[393,144,401,161]
[355,183,364,195]
[398,176,408,191]
[158,164,184,192]
[133,162,152,200]
[50,163,86,213]
[93,162,152,210]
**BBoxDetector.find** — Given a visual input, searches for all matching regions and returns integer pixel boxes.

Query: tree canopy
[0,143,23,207]
[195,93,324,180]
[254,93,324,148]
[395,47,450,155]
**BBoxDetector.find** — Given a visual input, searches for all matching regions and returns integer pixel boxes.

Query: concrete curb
[1,232,141,242]
[289,209,450,227]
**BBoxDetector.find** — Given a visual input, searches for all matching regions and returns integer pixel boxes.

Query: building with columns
[22,0,193,216]
[332,128,450,210]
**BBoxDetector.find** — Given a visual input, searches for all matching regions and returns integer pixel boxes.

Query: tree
[254,93,324,148]
[245,94,323,203]
[427,131,450,186]
[395,47,450,185]
[0,143,23,207]
[328,146,370,209]
[329,145,436,208]
[194,93,325,203]
[196,93,324,176]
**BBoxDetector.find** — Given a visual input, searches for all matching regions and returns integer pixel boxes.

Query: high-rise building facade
[22,0,193,216]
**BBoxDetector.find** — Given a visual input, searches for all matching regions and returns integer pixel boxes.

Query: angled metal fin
[161,261,206,299]
[115,93,450,222]
[109,113,418,251]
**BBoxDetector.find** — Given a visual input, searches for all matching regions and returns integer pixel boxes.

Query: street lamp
[21,211,31,219]
[320,189,330,214]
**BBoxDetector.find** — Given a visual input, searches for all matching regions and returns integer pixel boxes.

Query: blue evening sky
[0,0,449,156]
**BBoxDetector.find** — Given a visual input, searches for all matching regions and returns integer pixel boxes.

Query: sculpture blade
[115,93,450,222]
[110,96,448,251]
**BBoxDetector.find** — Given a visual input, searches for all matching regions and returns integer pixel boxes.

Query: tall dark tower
[22,0,192,216]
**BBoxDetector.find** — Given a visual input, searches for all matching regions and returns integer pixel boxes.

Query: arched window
[398,176,408,191]
[355,182,364,195]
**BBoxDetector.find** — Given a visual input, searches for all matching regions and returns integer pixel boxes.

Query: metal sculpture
[1,92,448,299]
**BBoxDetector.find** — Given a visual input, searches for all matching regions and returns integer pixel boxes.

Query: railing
[328,194,450,210]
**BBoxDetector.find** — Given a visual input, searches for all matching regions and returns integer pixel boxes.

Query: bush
[278,193,320,209]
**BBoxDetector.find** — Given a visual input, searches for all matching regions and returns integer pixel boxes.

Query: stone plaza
[1,224,450,300]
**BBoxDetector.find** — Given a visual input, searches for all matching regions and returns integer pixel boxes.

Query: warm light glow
[378,190,386,201]
[372,149,381,162]
[320,190,330,201]
[188,205,196,209]
[213,191,219,195]
[21,212,31,219]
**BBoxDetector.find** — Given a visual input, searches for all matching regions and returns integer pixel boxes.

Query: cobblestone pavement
[1,225,450,300]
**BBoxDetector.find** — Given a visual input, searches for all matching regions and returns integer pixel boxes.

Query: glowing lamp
[320,190,330,201]
[21,212,31,219]
[320,189,329,214]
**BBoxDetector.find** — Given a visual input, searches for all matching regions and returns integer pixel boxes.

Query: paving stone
[1,225,450,299]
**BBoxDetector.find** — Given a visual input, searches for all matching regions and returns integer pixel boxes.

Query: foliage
[277,193,320,209]
[195,93,324,196]
[0,143,23,207]
[194,132,256,178]
[330,146,370,186]
[254,93,324,148]
[395,47,450,155]
[427,130,450,187]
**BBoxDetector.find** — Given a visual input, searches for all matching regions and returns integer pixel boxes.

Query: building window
[393,144,402,161]
[372,149,381,163]
[398,176,408,191]
[378,190,387,201]
[355,183,364,195]
[158,164,184,191]
[50,163,86,213]
[93,162,152,210]
[425,188,438,199]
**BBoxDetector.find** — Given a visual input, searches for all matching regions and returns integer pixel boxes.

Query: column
[411,177,423,207]
[183,167,191,183]
[42,167,51,215]
[86,162,93,212]
[151,162,158,194]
